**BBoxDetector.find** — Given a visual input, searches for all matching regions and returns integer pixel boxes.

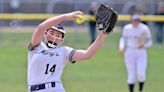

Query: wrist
[99,31,107,36]
[63,13,76,21]
[98,32,107,41]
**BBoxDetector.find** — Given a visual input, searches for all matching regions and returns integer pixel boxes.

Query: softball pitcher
[119,14,152,92]
[27,11,108,92]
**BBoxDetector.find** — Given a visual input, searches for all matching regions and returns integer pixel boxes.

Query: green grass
[0,30,164,92]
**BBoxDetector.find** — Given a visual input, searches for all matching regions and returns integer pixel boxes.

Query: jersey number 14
[45,64,56,75]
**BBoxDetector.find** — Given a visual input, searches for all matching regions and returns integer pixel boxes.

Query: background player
[28,11,107,92]
[88,1,97,44]
[119,14,152,92]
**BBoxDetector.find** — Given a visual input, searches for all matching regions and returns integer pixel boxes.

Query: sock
[139,82,144,92]
[128,84,134,92]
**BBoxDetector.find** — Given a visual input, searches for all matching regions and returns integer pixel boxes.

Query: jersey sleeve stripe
[69,49,76,63]
[28,42,40,51]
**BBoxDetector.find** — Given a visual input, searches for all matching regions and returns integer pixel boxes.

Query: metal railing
[0,13,163,22]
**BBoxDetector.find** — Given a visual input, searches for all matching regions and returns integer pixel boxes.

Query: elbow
[83,52,94,60]
[37,23,47,31]
[84,55,93,60]
[74,50,94,61]
[37,24,43,29]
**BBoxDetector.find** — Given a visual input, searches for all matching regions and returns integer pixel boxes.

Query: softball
[74,14,85,24]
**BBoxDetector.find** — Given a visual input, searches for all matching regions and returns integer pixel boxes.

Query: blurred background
[0,0,163,26]
[0,0,163,92]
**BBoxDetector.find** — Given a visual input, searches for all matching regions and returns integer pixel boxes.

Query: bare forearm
[38,14,69,31]
[86,32,107,57]
[38,11,84,31]
[72,32,107,61]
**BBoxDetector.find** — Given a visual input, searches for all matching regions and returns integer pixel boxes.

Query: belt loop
[45,83,49,89]
[48,83,51,88]
[51,82,55,87]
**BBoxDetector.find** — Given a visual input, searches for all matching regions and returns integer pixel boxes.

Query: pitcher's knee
[127,77,136,84]
[137,75,146,82]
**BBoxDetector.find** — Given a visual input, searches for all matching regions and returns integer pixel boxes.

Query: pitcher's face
[45,29,64,46]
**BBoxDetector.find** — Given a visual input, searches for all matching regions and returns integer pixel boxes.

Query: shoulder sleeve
[64,46,76,63]
[28,42,44,52]
[28,43,40,59]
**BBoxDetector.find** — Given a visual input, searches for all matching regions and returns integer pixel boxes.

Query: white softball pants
[125,48,147,84]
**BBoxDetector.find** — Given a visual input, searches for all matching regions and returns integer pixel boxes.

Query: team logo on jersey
[35,50,59,57]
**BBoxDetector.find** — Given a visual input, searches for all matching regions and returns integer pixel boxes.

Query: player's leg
[136,50,147,92]
[125,49,137,92]
[155,23,163,44]
[89,24,96,44]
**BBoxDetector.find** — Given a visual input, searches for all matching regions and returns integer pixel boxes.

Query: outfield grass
[0,29,163,92]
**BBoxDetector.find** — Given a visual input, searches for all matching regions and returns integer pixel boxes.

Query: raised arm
[30,11,83,48]
[71,4,118,61]
[72,31,107,61]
